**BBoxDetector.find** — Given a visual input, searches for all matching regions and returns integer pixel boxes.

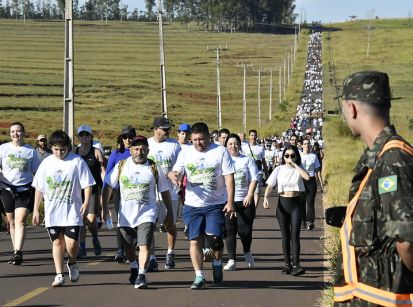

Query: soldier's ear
[349,101,358,119]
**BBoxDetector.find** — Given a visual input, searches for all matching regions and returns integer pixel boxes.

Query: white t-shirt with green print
[0,142,40,191]
[105,157,169,228]
[32,153,95,227]
[173,143,235,208]
[231,154,259,202]
[148,137,181,201]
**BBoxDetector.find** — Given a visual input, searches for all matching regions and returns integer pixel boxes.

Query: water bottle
[106,216,113,230]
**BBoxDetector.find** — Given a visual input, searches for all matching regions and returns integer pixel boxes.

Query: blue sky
[119,0,412,23]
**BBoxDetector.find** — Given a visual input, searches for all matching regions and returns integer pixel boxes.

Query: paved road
[0,191,326,307]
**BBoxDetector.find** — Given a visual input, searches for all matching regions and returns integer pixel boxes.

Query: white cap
[77,125,92,135]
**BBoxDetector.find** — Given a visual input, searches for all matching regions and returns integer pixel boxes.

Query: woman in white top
[223,134,259,271]
[301,140,323,230]
[0,122,40,265]
[263,145,309,276]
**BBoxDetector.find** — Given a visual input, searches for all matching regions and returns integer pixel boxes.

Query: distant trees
[0,0,298,26]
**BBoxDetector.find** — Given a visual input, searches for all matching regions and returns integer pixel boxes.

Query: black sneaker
[147,258,159,272]
[306,222,315,231]
[212,263,223,284]
[281,264,292,274]
[291,265,305,276]
[129,268,139,285]
[134,274,148,289]
[165,253,175,269]
[11,251,23,265]
[114,250,125,263]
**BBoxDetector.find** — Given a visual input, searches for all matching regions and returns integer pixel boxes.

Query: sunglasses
[284,154,296,159]
[158,127,170,132]
[78,132,90,137]
[122,134,135,140]
[38,139,47,142]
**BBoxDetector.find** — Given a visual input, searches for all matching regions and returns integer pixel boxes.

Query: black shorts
[120,223,155,247]
[47,226,81,242]
[0,188,34,213]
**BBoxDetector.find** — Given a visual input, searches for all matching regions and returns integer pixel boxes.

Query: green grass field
[0,19,301,145]
[320,18,413,306]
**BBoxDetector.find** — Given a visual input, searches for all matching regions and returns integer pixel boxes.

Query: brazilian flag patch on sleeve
[378,175,398,194]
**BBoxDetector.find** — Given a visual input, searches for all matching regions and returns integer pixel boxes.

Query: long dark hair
[281,145,301,166]
[116,126,136,153]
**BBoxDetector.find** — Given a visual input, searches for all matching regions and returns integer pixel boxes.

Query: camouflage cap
[342,71,391,108]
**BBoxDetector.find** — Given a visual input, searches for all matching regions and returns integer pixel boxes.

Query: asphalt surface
[0,190,326,307]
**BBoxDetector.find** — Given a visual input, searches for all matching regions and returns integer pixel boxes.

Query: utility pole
[268,67,273,121]
[158,0,167,117]
[287,53,290,85]
[236,62,252,133]
[208,45,228,129]
[63,0,74,145]
[283,58,286,95]
[294,27,298,62]
[253,67,263,127]
[367,9,374,57]
[279,65,282,105]
[216,48,222,129]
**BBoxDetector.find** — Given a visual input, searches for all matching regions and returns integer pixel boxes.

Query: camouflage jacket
[334,126,413,307]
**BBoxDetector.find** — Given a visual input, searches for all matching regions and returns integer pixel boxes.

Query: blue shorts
[183,203,226,240]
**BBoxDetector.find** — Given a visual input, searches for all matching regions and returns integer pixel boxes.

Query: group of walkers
[0,32,325,290]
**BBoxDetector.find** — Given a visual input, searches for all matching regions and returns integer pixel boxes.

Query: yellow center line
[3,287,49,307]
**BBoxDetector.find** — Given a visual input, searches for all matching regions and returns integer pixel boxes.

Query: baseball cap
[77,125,92,135]
[178,123,190,132]
[37,134,47,141]
[130,135,148,146]
[342,71,391,108]
[153,117,171,129]
[120,126,136,136]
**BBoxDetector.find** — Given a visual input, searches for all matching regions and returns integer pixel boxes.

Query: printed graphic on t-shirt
[6,154,29,171]
[234,169,247,189]
[46,170,73,204]
[120,172,150,202]
[148,151,172,175]
[186,158,216,190]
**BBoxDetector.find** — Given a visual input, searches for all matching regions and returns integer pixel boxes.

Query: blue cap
[178,123,190,132]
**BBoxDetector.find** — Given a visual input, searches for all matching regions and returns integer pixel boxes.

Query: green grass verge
[321,18,413,306]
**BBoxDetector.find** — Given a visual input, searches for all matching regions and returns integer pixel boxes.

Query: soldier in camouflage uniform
[334,71,413,306]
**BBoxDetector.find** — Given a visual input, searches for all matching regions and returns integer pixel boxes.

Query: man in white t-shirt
[32,130,95,287]
[244,129,269,207]
[102,135,173,289]
[147,116,182,271]
[169,122,235,289]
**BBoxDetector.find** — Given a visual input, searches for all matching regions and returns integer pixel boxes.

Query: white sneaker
[245,251,255,268]
[67,262,79,282]
[223,259,236,271]
[52,274,65,287]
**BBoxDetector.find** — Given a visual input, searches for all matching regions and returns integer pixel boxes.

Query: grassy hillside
[0,20,303,145]
[320,18,413,306]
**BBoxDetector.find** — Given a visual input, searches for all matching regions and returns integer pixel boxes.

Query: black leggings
[303,176,317,224]
[276,196,302,265]
[225,201,255,260]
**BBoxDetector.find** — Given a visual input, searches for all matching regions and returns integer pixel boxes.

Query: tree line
[0,0,297,29]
